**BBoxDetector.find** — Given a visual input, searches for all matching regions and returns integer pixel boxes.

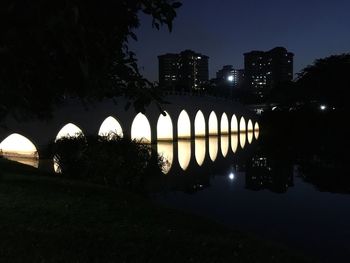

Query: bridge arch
[254,122,260,139]
[194,110,206,137]
[231,114,238,134]
[157,111,173,141]
[239,117,246,149]
[98,116,123,138]
[131,113,151,143]
[0,133,39,158]
[56,123,84,141]
[177,110,191,139]
[208,111,218,135]
[220,112,229,134]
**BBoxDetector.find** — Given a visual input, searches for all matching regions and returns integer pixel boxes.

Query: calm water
[152,132,350,263]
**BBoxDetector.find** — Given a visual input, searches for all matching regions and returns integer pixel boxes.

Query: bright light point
[229,173,235,180]
[320,105,327,111]
[227,75,234,82]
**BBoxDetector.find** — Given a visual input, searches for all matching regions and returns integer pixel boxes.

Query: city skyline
[130,0,350,82]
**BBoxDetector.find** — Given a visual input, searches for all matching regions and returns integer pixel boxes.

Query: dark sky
[130,0,350,82]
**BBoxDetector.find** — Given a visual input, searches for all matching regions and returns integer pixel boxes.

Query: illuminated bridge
[0,94,260,171]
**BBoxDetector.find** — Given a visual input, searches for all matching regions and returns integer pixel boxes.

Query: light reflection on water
[177,140,191,170]
[156,132,250,175]
[220,135,229,157]
[239,132,246,148]
[231,133,238,153]
[195,138,206,166]
[247,131,254,144]
[209,136,218,162]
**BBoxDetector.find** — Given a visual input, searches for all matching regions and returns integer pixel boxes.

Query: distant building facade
[244,47,294,100]
[215,65,244,88]
[158,50,209,92]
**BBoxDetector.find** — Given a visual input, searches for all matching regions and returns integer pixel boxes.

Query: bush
[52,134,164,191]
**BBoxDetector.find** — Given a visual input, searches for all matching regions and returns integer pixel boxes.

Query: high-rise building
[158,50,209,91]
[158,53,179,90]
[215,65,244,87]
[244,47,294,99]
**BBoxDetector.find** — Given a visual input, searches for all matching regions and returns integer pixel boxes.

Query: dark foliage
[295,53,350,107]
[52,134,163,191]
[0,0,181,121]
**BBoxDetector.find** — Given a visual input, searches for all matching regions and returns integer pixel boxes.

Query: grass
[0,158,313,263]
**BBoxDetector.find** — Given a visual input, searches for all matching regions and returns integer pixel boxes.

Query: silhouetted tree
[0,0,182,121]
[296,54,350,108]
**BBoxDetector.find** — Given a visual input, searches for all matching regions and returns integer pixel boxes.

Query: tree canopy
[296,53,350,107]
[0,0,181,121]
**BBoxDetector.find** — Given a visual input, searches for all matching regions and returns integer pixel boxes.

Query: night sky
[130,0,350,82]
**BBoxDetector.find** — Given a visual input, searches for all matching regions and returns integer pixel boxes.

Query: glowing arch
[208,111,218,135]
[195,138,206,166]
[231,115,238,134]
[178,140,191,170]
[131,113,151,143]
[157,142,173,174]
[221,135,229,157]
[55,123,83,141]
[209,136,218,162]
[231,134,238,153]
[220,113,229,135]
[254,122,260,140]
[239,117,246,133]
[194,110,206,137]
[98,116,123,138]
[177,110,191,139]
[247,119,254,132]
[157,111,173,141]
[0,133,39,158]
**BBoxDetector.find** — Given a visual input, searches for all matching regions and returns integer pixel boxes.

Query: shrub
[51,134,163,191]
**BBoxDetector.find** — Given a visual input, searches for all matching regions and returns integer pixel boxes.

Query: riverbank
[0,159,312,262]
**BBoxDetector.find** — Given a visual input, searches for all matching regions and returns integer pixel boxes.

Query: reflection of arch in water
[239,117,246,133]
[220,113,229,135]
[157,111,173,141]
[178,140,191,170]
[247,119,254,144]
[98,116,123,138]
[240,131,246,149]
[231,134,238,153]
[247,131,253,144]
[195,137,206,166]
[231,115,238,134]
[209,136,218,162]
[0,134,39,168]
[194,110,206,137]
[208,111,218,135]
[177,110,191,139]
[254,122,260,140]
[56,123,84,141]
[131,113,151,143]
[221,135,229,157]
[247,119,254,132]
[157,141,173,174]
